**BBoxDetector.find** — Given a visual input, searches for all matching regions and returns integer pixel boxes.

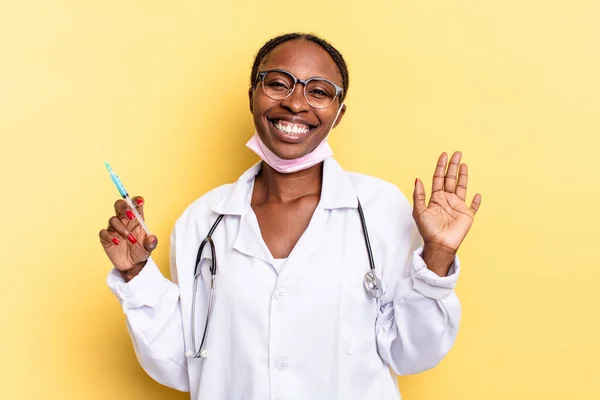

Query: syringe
[103,161,151,235]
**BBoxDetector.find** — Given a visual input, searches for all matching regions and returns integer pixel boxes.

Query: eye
[306,80,335,100]
[307,87,334,100]
[308,89,328,98]
[267,81,290,89]
[263,71,294,93]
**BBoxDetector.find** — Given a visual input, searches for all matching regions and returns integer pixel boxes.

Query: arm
[377,151,481,375]
[376,224,461,375]
[106,229,189,391]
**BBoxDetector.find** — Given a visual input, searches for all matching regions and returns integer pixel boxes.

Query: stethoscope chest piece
[363,271,383,299]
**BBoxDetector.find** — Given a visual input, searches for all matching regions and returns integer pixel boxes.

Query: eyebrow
[261,68,342,86]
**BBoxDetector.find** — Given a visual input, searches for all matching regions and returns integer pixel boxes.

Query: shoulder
[345,170,416,242]
[174,183,234,231]
[347,171,412,215]
[184,183,233,216]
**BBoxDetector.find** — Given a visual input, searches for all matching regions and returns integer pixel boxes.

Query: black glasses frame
[256,69,344,108]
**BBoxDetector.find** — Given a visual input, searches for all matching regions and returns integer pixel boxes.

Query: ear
[248,87,254,113]
[332,103,347,129]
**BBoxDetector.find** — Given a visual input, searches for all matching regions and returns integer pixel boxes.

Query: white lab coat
[107,157,461,400]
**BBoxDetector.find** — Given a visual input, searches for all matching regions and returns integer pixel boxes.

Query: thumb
[143,235,158,253]
[412,178,427,217]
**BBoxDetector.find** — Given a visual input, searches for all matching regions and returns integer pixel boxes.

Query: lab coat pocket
[339,285,377,355]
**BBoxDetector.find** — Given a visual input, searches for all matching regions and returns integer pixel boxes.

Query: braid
[250,33,349,101]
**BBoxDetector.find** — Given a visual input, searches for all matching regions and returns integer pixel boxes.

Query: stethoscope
[185,198,382,359]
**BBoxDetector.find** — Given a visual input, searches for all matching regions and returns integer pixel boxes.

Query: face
[249,39,346,160]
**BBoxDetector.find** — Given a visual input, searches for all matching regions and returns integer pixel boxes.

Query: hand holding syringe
[104,161,151,234]
[98,159,158,282]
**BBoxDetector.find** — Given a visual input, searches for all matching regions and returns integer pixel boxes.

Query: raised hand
[98,196,158,282]
[412,152,482,275]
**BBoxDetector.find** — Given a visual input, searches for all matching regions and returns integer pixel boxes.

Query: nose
[279,83,310,113]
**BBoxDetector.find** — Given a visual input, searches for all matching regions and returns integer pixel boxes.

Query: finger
[99,229,121,248]
[131,196,145,220]
[107,216,125,236]
[455,163,468,201]
[109,216,139,245]
[107,215,140,234]
[412,178,427,217]
[143,234,159,253]
[444,151,462,193]
[114,199,128,219]
[432,152,447,194]
[114,198,144,225]
[470,193,482,215]
[125,214,141,232]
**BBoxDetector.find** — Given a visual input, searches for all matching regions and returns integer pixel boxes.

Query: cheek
[314,110,335,130]
[251,93,272,120]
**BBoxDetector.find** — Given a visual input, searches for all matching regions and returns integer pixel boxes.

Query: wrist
[422,242,456,277]
[119,262,146,283]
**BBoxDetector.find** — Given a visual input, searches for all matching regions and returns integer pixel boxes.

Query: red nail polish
[126,210,135,220]
[415,178,418,185]
[136,198,144,205]
[112,238,120,245]
[128,234,137,244]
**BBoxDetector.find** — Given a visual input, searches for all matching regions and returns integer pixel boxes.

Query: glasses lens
[305,79,337,108]
[262,71,295,100]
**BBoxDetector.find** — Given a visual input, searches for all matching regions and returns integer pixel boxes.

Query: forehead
[259,39,342,86]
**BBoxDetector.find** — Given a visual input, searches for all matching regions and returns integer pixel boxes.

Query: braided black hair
[250,33,349,102]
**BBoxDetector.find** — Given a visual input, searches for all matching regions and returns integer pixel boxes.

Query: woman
[100,33,481,400]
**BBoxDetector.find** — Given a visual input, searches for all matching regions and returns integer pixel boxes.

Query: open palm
[413,152,482,252]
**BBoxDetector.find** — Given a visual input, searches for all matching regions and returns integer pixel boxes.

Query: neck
[255,161,323,203]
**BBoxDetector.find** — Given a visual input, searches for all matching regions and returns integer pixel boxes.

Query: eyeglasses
[256,69,343,109]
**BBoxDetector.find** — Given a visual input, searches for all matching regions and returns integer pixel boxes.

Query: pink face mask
[246,103,344,174]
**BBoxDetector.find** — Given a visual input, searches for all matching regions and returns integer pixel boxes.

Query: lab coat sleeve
[375,224,462,376]
[106,229,189,392]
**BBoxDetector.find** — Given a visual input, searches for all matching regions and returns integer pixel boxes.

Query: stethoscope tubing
[188,198,382,359]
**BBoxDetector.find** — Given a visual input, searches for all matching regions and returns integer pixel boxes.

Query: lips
[269,117,316,135]
[264,114,320,146]
[275,120,312,134]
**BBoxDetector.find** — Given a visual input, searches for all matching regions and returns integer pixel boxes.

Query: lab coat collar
[211,157,358,216]
[320,157,358,210]
[211,162,262,216]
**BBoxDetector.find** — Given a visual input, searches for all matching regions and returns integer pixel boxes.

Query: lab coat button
[274,289,286,301]
[276,359,289,371]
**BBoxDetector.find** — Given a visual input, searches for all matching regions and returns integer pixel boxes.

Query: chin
[268,141,313,160]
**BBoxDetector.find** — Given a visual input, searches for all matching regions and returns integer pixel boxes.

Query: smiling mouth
[270,119,316,136]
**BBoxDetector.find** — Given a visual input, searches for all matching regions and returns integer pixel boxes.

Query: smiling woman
[99,32,481,400]
[248,34,348,160]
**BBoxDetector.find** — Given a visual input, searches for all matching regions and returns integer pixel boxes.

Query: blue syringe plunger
[104,161,128,198]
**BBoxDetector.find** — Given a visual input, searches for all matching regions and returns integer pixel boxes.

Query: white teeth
[274,121,310,135]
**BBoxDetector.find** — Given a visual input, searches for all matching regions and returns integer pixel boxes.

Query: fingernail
[149,236,156,244]
[415,178,418,185]
[112,238,120,245]
[136,198,144,205]
[128,234,137,244]
[126,210,135,220]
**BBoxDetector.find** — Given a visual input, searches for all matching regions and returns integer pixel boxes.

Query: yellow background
[1,0,598,398]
